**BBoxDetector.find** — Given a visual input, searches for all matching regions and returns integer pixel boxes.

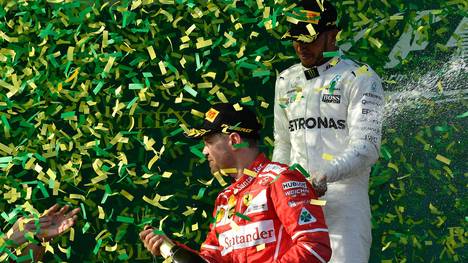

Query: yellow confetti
[264,136,274,146]
[197,82,213,89]
[69,194,86,201]
[70,227,75,241]
[181,35,190,43]
[216,91,228,103]
[148,153,160,169]
[435,154,451,165]
[105,243,118,252]
[158,61,167,75]
[256,0,264,9]
[356,65,370,76]
[162,171,172,178]
[191,223,199,231]
[120,190,134,201]
[221,168,238,174]
[310,199,327,206]
[260,101,269,108]
[44,242,54,254]
[147,46,156,60]
[191,109,205,118]
[256,243,266,251]
[437,81,443,93]
[321,153,334,161]
[67,46,74,61]
[130,0,141,10]
[196,38,213,49]
[233,103,243,111]
[390,15,404,20]
[243,168,257,177]
[388,162,399,172]
[180,56,186,68]
[368,37,383,49]
[98,206,105,219]
[103,56,116,73]
[213,171,228,187]
[315,0,324,11]
[185,24,196,35]
[0,142,13,154]
[236,45,246,58]
[91,174,108,184]
[306,23,317,36]
[241,96,252,103]
[202,72,217,79]
[65,68,80,83]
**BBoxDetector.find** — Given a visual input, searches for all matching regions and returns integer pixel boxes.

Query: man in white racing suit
[273,1,384,262]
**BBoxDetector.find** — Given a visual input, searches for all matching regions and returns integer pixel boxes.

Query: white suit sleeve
[321,67,384,182]
[272,76,291,165]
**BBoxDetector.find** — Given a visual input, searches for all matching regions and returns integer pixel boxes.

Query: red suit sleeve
[198,198,224,263]
[270,169,332,262]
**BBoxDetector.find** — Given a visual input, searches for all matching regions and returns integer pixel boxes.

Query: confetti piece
[233,103,243,111]
[147,46,157,60]
[103,56,116,73]
[289,163,311,178]
[388,162,399,172]
[243,168,257,177]
[193,188,207,200]
[368,37,383,49]
[213,172,228,187]
[310,199,327,206]
[323,51,340,58]
[159,61,167,75]
[116,216,134,224]
[256,243,266,251]
[390,15,404,20]
[196,38,213,49]
[455,111,468,119]
[435,154,451,165]
[306,24,317,36]
[321,153,334,161]
[235,212,251,221]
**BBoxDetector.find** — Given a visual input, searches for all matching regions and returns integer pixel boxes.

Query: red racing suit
[199,153,331,262]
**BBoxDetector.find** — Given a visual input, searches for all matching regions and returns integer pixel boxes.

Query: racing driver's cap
[282,0,339,43]
[184,103,261,140]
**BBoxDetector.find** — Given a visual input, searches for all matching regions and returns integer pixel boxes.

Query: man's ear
[228,132,242,149]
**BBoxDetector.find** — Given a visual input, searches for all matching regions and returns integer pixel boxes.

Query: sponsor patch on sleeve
[298,207,317,225]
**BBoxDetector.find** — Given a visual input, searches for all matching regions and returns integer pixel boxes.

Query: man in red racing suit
[140,103,331,262]
[200,153,331,263]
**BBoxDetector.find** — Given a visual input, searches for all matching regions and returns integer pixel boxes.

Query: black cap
[184,103,261,139]
[282,0,339,43]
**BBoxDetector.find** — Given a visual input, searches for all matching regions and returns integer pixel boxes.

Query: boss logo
[322,94,341,104]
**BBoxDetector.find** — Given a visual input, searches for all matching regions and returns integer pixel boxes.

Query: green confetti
[129,83,144,90]
[235,212,251,221]
[323,51,340,57]
[93,239,103,255]
[455,111,468,119]
[193,187,207,200]
[116,216,134,224]
[82,222,90,234]
[233,142,250,149]
[289,163,311,178]
[153,229,165,235]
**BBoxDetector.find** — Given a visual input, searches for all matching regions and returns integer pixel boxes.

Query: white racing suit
[273,56,384,263]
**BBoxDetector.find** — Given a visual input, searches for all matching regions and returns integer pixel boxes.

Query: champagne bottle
[160,239,207,263]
